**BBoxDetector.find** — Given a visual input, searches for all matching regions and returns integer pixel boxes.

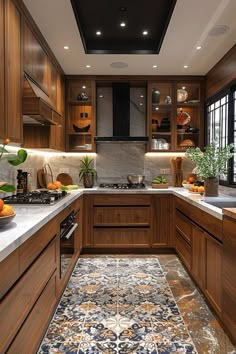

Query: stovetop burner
[99,183,146,189]
[3,190,68,205]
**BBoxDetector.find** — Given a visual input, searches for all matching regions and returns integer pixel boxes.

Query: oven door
[60,221,78,278]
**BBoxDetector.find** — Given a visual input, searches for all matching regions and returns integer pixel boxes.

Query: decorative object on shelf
[73,124,90,132]
[177,109,191,125]
[185,125,199,133]
[152,88,160,104]
[165,95,172,104]
[152,119,158,132]
[158,117,171,132]
[185,143,234,196]
[177,89,188,103]
[80,112,88,118]
[77,92,88,101]
[170,157,183,187]
[179,139,195,148]
[79,155,97,188]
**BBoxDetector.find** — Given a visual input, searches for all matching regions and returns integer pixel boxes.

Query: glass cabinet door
[149,82,173,151]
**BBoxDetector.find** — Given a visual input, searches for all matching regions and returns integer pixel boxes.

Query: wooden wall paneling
[206,44,236,99]
[0,0,5,139]
[5,0,22,143]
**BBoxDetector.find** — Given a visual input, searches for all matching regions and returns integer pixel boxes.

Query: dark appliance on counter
[99,183,146,189]
[3,190,67,205]
[60,210,79,277]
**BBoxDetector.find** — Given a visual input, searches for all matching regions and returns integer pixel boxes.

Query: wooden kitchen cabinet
[66,78,96,152]
[0,0,22,143]
[147,78,204,152]
[152,194,174,247]
[191,224,206,290]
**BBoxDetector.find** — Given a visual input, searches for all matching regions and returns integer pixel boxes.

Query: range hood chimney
[95,82,148,143]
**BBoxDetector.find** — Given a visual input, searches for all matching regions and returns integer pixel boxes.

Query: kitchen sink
[201,197,236,209]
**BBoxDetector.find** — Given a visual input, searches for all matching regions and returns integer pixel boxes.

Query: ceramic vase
[152,88,160,104]
[83,173,94,188]
[204,177,219,197]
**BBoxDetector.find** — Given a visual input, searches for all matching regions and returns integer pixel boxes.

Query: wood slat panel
[93,194,151,206]
[94,228,150,247]
[94,206,150,226]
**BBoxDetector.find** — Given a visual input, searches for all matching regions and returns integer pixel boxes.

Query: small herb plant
[185,143,234,179]
[79,155,97,180]
[152,176,167,184]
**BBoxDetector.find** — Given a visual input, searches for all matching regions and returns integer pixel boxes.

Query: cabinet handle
[63,223,78,240]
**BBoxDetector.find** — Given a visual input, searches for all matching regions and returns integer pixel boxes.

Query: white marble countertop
[0,187,225,262]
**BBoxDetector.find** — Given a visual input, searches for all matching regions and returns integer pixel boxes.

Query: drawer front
[93,194,151,206]
[7,272,57,354]
[0,238,57,353]
[94,206,150,226]
[19,217,57,274]
[0,248,20,300]
[175,197,191,217]
[94,228,150,247]
[175,210,192,244]
[176,231,191,270]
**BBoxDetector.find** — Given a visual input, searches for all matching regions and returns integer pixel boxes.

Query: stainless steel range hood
[95,83,148,143]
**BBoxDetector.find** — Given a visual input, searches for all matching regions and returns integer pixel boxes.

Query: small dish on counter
[0,213,16,226]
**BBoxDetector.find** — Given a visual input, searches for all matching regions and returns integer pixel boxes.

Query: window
[206,84,236,186]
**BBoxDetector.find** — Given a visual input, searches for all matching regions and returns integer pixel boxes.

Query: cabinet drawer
[19,217,57,274]
[176,231,191,270]
[7,272,57,354]
[0,238,57,353]
[94,206,150,226]
[0,248,20,299]
[94,228,150,247]
[93,194,151,206]
[175,210,192,244]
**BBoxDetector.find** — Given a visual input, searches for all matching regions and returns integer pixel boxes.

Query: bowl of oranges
[0,199,15,226]
[182,175,196,189]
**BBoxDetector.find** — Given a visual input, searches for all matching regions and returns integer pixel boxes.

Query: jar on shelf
[152,88,160,104]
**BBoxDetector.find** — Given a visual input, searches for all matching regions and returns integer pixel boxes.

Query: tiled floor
[38,255,236,354]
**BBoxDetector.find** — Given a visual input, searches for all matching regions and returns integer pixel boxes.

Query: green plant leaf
[0,184,16,193]
[7,149,27,166]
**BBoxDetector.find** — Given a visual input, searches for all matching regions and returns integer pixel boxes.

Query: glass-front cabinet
[147,79,204,152]
[66,79,96,152]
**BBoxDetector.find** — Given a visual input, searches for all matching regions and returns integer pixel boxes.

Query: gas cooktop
[3,190,68,205]
[99,183,146,189]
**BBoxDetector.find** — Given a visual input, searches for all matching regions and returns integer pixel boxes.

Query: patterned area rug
[38,258,197,353]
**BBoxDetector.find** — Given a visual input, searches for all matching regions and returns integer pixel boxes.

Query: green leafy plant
[0,138,27,193]
[152,176,167,184]
[185,143,234,179]
[78,155,97,180]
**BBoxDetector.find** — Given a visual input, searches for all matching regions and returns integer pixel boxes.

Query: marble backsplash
[0,144,236,196]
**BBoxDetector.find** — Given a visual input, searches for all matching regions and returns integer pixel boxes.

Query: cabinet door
[0,0,4,139]
[191,224,206,291]
[49,60,57,108]
[152,195,173,247]
[5,0,22,143]
[205,233,222,315]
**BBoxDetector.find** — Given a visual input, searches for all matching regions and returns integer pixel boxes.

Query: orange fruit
[194,186,199,192]
[0,199,4,212]
[189,185,195,192]
[47,182,57,190]
[188,176,195,183]
[198,186,205,193]
[53,181,62,188]
[0,204,14,217]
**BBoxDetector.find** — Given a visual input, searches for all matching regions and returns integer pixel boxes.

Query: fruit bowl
[0,213,16,226]
[182,183,191,189]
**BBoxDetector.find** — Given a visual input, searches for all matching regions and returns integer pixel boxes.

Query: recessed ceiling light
[196,46,202,50]
[110,61,128,69]
[184,65,188,69]
[96,31,102,35]
[85,65,91,68]
[143,30,148,35]
[153,65,157,68]
[120,22,126,27]
[208,25,229,36]
[82,86,86,89]
[64,46,69,50]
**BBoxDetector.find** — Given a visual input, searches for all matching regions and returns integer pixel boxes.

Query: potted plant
[185,143,234,196]
[0,138,27,193]
[151,175,169,189]
[79,155,97,188]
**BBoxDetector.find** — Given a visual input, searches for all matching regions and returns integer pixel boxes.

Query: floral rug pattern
[38,258,197,353]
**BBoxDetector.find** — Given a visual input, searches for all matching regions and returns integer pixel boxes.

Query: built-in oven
[60,210,79,277]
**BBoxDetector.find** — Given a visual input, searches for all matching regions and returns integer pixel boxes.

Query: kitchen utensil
[170,157,183,187]
[43,163,53,186]
[177,110,191,125]
[127,174,145,184]
[56,173,73,186]
[37,169,47,188]
[177,89,188,102]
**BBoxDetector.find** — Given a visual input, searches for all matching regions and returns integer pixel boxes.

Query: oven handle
[63,223,78,240]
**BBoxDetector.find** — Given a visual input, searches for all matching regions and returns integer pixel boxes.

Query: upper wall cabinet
[23,22,49,95]
[147,78,204,152]
[66,79,96,152]
[0,0,22,143]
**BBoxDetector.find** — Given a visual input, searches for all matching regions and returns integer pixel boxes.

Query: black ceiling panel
[70,0,177,54]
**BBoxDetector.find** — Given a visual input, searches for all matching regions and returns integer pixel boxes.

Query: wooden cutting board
[56,173,73,186]
[37,169,46,188]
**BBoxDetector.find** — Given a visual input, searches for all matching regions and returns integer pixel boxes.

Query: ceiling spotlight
[143,30,148,35]
[196,46,202,50]
[184,65,188,69]
[153,65,157,68]
[86,65,91,68]
[120,22,126,27]
[64,46,69,50]
[96,31,102,35]
[82,86,86,89]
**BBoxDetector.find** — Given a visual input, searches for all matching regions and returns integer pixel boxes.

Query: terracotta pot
[83,173,94,188]
[204,177,219,197]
